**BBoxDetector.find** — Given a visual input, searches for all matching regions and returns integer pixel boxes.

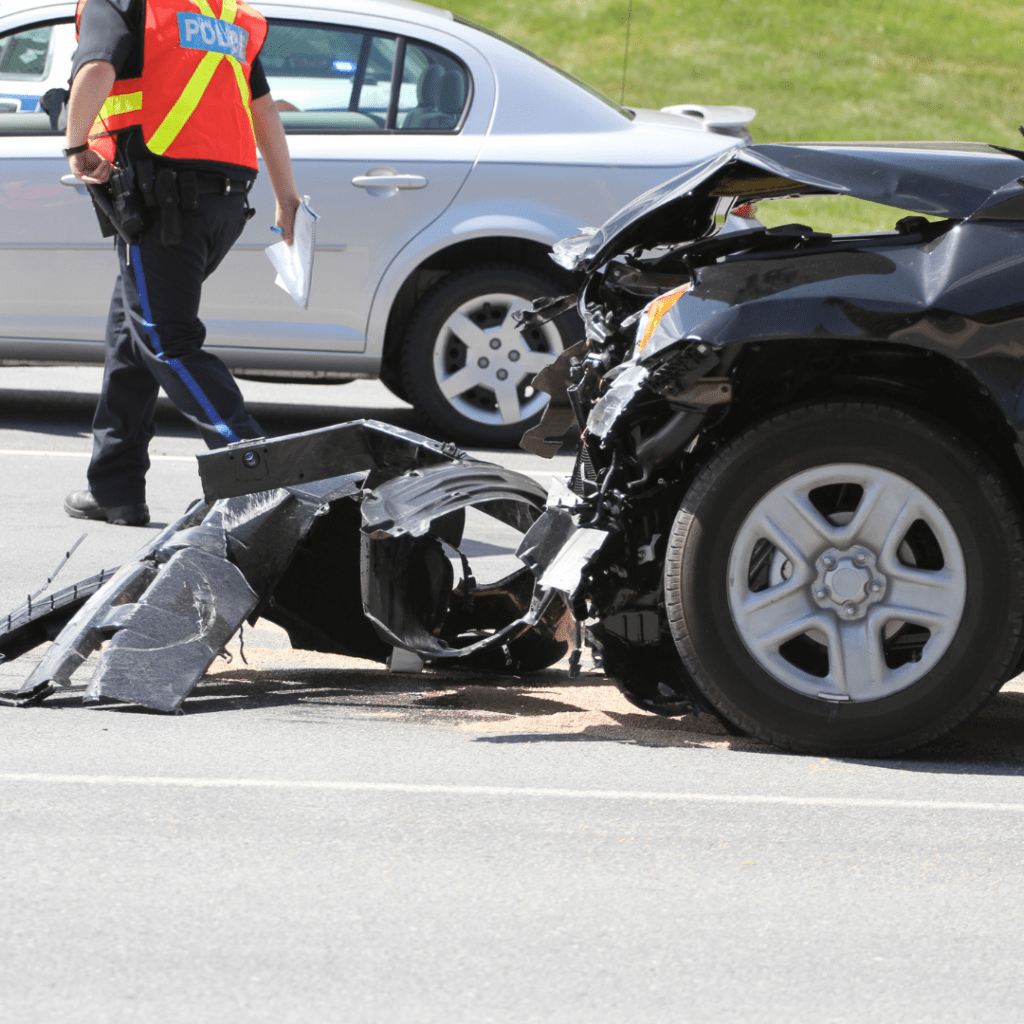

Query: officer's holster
[86,164,146,247]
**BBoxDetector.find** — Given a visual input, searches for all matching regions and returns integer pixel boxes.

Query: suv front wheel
[400,264,579,446]
[664,402,1024,756]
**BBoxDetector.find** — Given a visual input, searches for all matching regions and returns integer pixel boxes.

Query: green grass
[445,0,1024,231]
[754,195,943,234]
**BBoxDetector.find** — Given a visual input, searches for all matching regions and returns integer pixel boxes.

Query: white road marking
[0,772,1021,812]
[0,448,196,462]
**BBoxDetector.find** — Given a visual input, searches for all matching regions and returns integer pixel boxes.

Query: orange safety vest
[75,0,267,171]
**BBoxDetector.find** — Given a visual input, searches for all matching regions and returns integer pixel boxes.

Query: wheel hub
[813,547,886,620]
[724,462,968,704]
[431,290,564,429]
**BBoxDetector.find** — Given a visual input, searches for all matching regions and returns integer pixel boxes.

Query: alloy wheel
[430,291,564,429]
[726,463,967,702]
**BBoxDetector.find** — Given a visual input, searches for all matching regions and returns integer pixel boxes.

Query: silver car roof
[0,0,453,24]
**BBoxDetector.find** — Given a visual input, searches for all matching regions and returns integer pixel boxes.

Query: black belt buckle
[225,177,254,195]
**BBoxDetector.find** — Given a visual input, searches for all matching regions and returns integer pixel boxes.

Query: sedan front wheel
[400,264,578,446]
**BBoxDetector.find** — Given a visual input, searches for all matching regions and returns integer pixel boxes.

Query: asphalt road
[2,367,1024,1024]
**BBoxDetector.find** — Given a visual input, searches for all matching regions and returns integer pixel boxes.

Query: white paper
[265,196,319,309]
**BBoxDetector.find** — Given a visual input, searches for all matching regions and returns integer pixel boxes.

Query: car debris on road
[0,421,577,712]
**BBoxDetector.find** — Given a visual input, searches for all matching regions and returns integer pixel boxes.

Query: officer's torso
[77,0,264,178]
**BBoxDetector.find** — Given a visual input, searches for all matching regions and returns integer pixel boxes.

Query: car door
[0,12,115,361]
[193,7,494,369]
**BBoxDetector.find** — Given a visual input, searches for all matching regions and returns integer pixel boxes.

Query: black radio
[86,163,146,246]
[108,164,146,242]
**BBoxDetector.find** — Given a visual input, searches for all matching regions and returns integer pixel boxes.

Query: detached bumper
[0,420,579,711]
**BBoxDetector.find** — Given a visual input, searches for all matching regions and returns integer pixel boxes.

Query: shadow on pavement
[27,640,1024,772]
[850,690,1024,775]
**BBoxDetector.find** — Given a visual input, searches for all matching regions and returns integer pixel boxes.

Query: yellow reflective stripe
[99,91,143,119]
[220,0,237,24]
[189,0,216,18]
[146,49,222,155]
[226,55,255,136]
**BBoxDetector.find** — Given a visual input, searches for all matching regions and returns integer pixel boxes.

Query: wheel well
[380,237,578,390]
[714,338,1024,509]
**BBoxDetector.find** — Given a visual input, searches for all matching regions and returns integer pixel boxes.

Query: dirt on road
[191,621,1024,764]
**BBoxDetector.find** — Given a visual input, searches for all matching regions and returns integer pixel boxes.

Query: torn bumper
[0,420,580,711]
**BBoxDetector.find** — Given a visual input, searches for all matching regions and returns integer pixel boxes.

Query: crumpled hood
[565,141,1024,271]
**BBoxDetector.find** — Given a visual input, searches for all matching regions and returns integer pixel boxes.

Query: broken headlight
[550,228,599,271]
[634,282,692,356]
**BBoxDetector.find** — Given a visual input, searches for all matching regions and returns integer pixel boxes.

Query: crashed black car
[523,140,1024,756]
[4,140,1024,758]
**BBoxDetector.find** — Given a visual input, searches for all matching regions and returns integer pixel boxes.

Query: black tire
[400,263,581,446]
[664,402,1024,756]
[378,362,409,403]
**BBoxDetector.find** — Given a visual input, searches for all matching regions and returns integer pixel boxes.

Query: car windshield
[452,15,634,120]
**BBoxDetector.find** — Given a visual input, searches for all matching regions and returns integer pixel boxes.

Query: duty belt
[194,173,255,195]
[136,164,255,246]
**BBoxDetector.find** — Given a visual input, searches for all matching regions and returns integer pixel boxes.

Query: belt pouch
[136,160,157,208]
[89,190,118,239]
[155,169,181,247]
[178,170,199,212]
[110,165,145,243]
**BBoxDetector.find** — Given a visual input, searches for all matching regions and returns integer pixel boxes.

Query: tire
[664,402,1024,756]
[378,362,409,403]
[400,263,580,446]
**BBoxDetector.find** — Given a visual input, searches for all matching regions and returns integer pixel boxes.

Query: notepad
[265,196,319,309]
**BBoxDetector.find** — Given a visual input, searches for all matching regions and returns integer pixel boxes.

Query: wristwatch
[62,143,89,157]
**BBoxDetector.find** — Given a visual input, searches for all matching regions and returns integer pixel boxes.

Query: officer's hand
[275,194,301,246]
[69,147,114,185]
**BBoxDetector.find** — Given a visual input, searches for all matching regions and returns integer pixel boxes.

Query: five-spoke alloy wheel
[664,403,1024,756]
[401,264,579,446]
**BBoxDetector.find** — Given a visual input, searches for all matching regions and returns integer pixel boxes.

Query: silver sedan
[0,0,755,445]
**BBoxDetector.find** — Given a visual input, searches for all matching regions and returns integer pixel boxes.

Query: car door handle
[60,173,89,195]
[351,174,427,190]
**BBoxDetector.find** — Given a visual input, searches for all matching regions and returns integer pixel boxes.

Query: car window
[261,20,397,131]
[265,20,468,134]
[395,41,468,131]
[0,20,76,125]
[452,14,633,120]
[0,25,52,81]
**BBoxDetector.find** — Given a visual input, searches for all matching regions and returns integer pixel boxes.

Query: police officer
[63,0,300,526]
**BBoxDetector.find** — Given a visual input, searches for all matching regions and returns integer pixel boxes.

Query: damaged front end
[515,324,734,721]
[514,139,1024,751]
[0,420,575,712]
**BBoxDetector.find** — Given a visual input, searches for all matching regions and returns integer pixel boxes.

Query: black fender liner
[0,423,575,710]
[359,461,573,670]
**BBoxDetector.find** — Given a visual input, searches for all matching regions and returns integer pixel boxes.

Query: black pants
[88,192,263,506]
